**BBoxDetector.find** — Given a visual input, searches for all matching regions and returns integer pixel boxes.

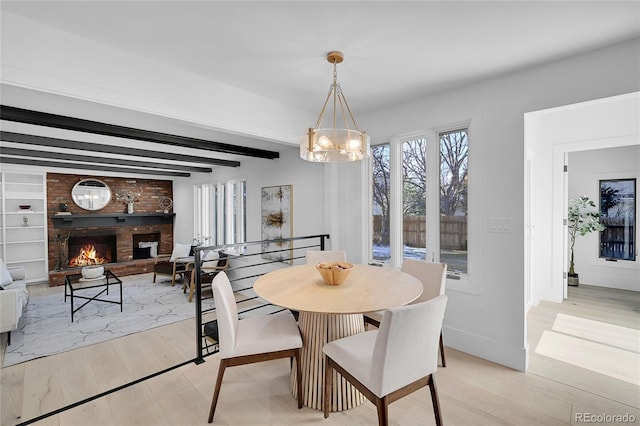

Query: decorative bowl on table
[82,265,104,279]
[316,262,354,286]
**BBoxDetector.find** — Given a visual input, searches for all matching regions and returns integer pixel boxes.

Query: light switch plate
[488,217,512,233]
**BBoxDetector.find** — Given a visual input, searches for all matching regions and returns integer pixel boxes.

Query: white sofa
[0,260,29,345]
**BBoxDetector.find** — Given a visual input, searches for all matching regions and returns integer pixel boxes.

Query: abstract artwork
[261,185,293,263]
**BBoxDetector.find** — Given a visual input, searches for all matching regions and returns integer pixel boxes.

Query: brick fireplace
[47,173,174,286]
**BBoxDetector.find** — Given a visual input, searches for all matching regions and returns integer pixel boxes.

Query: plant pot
[568,274,579,286]
[127,202,134,214]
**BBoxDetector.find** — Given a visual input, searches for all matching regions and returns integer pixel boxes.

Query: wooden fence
[599,222,635,260]
[373,215,467,250]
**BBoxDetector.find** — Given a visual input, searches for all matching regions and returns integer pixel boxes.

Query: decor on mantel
[567,195,606,286]
[71,178,112,211]
[159,196,173,214]
[300,51,370,163]
[116,191,141,214]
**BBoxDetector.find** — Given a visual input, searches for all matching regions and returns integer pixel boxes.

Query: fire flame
[69,244,109,267]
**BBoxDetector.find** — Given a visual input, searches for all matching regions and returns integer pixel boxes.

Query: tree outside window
[440,129,468,274]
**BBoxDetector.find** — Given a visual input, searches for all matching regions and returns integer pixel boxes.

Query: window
[372,143,391,261]
[439,129,468,275]
[599,178,636,261]
[369,126,469,279]
[403,138,427,261]
[194,180,246,246]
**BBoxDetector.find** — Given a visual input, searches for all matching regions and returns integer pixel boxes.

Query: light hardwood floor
[2,284,638,425]
[527,284,640,409]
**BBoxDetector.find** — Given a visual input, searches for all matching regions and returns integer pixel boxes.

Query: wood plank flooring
[527,284,640,409]
[1,284,638,425]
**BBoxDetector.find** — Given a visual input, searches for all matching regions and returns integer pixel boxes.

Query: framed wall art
[261,185,293,263]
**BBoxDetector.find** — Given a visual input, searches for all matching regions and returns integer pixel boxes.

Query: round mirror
[71,179,112,211]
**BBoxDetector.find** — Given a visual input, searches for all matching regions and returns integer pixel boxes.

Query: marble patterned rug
[3,273,213,367]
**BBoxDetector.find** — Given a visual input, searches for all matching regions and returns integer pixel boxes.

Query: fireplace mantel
[51,213,175,229]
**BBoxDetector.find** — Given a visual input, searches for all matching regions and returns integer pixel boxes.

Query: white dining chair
[323,295,448,426]
[364,259,448,367]
[305,250,347,265]
[208,272,303,423]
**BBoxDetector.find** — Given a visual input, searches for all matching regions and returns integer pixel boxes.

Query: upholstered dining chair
[306,250,347,265]
[364,259,448,367]
[208,272,303,423]
[323,295,448,426]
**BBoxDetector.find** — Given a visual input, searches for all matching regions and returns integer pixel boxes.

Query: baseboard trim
[443,325,527,372]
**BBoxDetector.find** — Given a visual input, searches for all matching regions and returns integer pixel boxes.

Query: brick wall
[47,173,174,284]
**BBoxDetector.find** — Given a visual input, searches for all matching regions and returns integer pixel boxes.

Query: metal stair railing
[192,234,330,362]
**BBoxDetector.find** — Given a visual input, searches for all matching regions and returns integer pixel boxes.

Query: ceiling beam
[0,131,240,167]
[0,146,213,173]
[0,156,191,178]
[1,105,280,160]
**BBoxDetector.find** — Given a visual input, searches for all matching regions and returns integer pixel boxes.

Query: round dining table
[253,263,422,411]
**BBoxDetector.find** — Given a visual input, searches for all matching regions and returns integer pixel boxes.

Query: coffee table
[64,270,123,322]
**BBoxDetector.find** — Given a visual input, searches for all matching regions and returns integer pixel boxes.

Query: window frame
[194,179,247,247]
[367,120,479,293]
[594,172,639,268]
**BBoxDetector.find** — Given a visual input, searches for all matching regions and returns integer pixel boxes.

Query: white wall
[347,39,640,371]
[568,146,640,291]
[173,147,328,247]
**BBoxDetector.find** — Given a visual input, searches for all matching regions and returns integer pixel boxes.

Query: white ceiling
[1,1,639,172]
[3,1,639,116]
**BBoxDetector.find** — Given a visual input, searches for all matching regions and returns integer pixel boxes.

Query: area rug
[3,273,213,367]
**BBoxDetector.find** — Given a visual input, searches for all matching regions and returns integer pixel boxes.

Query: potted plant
[567,195,606,286]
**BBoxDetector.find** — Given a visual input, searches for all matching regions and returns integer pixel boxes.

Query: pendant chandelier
[300,51,370,162]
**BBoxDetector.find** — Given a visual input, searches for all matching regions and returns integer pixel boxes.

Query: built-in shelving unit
[0,172,49,283]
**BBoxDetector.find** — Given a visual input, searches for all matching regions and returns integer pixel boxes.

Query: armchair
[183,251,230,302]
[153,243,193,286]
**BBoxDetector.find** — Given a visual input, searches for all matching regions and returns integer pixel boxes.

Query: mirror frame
[71,178,112,211]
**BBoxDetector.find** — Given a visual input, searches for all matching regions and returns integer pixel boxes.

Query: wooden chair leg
[428,374,443,426]
[439,331,447,367]
[323,357,332,418]
[295,349,303,409]
[375,397,389,426]
[189,277,196,303]
[171,262,180,286]
[208,359,228,423]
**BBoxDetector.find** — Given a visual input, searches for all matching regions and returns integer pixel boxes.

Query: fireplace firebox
[68,235,117,267]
